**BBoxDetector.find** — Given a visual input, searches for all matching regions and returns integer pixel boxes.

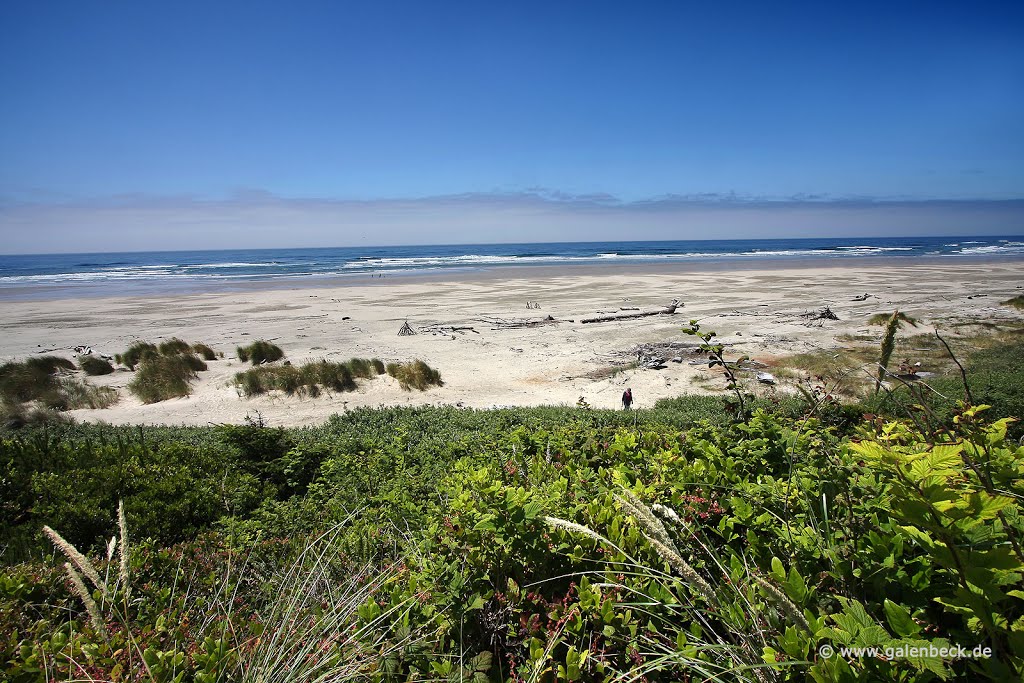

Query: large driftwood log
[581,299,681,324]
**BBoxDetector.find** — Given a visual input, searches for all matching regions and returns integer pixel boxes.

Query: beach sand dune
[1,261,1022,426]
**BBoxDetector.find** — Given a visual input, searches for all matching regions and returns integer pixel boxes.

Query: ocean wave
[183,262,282,269]
[0,270,283,284]
[959,243,1024,255]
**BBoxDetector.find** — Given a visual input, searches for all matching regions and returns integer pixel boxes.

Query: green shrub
[128,355,199,403]
[370,358,385,375]
[116,342,158,369]
[237,340,284,365]
[158,338,191,356]
[78,356,114,375]
[385,359,443,391]
[191,343,218,361]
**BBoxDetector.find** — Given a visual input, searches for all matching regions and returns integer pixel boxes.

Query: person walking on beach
[622,388,633,410]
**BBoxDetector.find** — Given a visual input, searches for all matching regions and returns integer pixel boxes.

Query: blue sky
[1,1,1022,250]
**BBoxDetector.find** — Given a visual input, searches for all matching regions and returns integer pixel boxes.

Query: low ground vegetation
[1,334,1022,680]
[1,394,1020,680]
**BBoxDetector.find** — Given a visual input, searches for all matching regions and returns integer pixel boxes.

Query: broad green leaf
[884,599,921,637]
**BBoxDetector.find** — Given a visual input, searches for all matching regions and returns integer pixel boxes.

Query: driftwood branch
[581,299,681,324]
[483,315,562,330]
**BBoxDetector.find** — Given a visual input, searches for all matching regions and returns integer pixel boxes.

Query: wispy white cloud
[1,191,1021,254]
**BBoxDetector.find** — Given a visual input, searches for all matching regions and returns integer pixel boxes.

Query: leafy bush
[237,340,284,365]
[4,396,1023,680]
[78,356,114,375]
[385,359,443,390]
[128,354,200,403]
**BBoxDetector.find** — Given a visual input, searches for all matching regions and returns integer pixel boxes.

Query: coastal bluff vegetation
[2,326,1023,680]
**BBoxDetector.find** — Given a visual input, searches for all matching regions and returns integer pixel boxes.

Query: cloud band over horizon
[1,192,1021,254]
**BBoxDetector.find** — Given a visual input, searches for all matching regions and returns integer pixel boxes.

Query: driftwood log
[581,299,681,324]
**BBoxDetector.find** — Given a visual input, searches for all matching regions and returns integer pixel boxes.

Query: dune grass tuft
[234,359,360,397]
[128,354,201,403]
[1,398,74,428]
[1001,295,1024,310]
[0,356,76,404]
[158,338,192,356]
[79,356,114,375]
[386,359,443,391]
[346,357,386,379]
[237,340,284,365]
[0,355,116,415]
[116,342,158,370]
[56,378,119,410]
[191,343,218,361]
[868,311,919,328]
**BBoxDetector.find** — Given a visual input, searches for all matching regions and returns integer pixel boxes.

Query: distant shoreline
[1,252,1023,302]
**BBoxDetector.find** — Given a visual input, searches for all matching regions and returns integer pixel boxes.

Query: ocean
[1,235,1022,298]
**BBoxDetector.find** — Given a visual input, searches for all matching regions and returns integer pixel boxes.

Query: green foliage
[386,359,443,391]
[4,399,1023,680]
[128,354,202,403]
[862,337,1024,439]
[78,355,114,375]
[237,340,284,365]
[682,319,751,419]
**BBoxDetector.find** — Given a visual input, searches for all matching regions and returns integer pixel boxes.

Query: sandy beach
[1,259,1022,426]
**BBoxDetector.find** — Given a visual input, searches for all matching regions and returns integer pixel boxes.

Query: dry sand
[2,260,1022,426]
